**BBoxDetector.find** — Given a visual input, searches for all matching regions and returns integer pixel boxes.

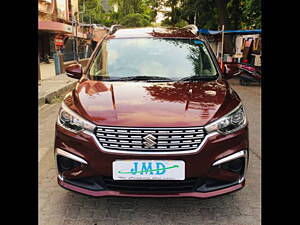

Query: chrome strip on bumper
[55,148,88,165]
[213,150,247,166]
[212,150,248,183]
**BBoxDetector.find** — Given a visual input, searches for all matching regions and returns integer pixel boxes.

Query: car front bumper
[58,176,244,198]
[54,123,249,198]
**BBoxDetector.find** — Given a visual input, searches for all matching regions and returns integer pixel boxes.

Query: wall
[38,0,79,23]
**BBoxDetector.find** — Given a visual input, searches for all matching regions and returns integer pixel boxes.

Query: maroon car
[54,27,249,198]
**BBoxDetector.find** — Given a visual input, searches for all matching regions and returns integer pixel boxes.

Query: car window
[89,38,218,80]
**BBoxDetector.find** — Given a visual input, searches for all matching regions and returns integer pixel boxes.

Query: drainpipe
[75,12,79,62]
[72,16,76,61]
[220,24,225,72]
[38,55,41,82]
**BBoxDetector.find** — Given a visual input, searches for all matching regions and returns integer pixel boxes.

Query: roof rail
[108,24,123,35]
[183,24,198,35]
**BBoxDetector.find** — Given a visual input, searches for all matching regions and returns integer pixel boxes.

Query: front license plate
[113,160,185,180]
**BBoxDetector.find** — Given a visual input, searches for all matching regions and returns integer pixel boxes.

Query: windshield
[88,38,218,81]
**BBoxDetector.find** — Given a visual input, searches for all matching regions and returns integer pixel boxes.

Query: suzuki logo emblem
[143,134,157,148]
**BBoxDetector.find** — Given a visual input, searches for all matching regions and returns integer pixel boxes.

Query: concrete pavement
[38,103,61,162]
[38,79,261,225]
[229,78,261,159]
[38,61,78,159]
[38,73,78,106]
[38,58,89,107]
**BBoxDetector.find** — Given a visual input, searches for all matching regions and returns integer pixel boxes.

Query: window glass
[89,38,217,80]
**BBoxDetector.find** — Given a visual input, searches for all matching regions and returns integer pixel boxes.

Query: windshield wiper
[99,76,174,82]
[177,75,217,82]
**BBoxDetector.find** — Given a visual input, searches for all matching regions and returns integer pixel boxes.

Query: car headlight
[205,104,247,135]
[57,102,96,133]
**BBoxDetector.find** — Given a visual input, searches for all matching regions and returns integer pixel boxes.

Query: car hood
[69,78,240,127]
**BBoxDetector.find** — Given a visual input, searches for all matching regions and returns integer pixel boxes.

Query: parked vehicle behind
[238,63,261,86]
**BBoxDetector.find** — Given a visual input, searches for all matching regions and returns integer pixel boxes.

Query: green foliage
[78,0,261,29]
[240,0,261,29]
[161,18,188,28]
[161,0,182,26]
[79,0,105,24]
[226,0,243,29]
[226,0,261,29]
[109,0,156,26]
[158,0,261,29]
[121,13,151,27]
[174,20,189,28]
[78,0,155,27]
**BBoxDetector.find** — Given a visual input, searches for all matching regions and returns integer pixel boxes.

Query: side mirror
[65,63,82,79]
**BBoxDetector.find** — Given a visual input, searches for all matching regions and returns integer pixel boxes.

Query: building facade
[38,0,88,62]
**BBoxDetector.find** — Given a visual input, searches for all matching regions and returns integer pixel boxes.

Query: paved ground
[38,73,77,106]
[38,61,88,106]
[38,79,261,225]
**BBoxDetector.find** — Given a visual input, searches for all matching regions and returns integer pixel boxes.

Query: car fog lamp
[228,159,244,173]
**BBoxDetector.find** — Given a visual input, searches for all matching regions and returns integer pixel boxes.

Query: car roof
[107,27,200,40]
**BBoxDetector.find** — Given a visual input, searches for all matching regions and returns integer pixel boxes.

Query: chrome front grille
[94,126,206,152]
